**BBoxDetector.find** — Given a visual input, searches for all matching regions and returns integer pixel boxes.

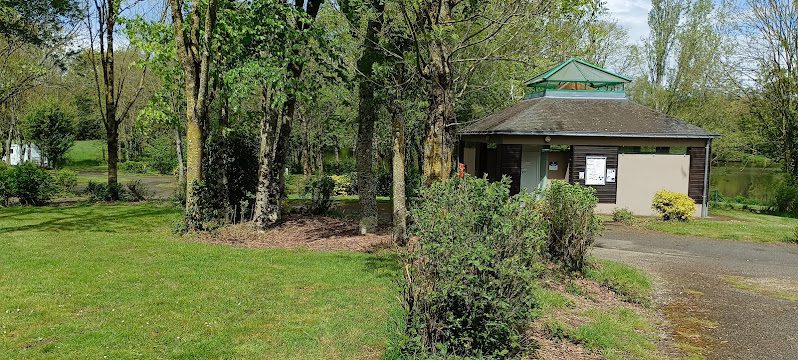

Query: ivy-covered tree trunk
[422,41,455,183]
[355,0,385,234]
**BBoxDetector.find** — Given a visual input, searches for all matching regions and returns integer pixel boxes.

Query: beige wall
[463,147,476,176]
[611,154,701,217]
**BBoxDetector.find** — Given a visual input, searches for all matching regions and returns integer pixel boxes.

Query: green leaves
[403,175,547,357]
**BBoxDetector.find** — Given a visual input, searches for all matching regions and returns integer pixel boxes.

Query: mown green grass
[0,203,400,359]
[585,258,653,305]
[570,308,658,360]
[642,208,798,243]
[64,140,107,172]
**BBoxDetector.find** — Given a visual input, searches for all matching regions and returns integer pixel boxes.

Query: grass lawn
[64,140,107,172]
[533,259,659,359]
[641,208,798,243]
[0,203,400,359]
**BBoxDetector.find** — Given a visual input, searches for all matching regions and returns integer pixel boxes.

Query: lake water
[710,164,784,203]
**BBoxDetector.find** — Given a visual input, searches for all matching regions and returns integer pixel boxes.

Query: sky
[604,0,651,43]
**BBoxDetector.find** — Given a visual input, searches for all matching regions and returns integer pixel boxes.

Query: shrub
[651,190,696,221]
[54,169,78,193]
[772,182,798,216]
[403,175,547,358]
[126,180,152,201]
[330,174,354,196]
[376,171,392,197]
[144,136,178,175]
[0,164,12,206]
[612,208,635,223]
[9,163,57,205]
[23,104,75,168]
[84,181,128,202]
[543,180,601,272]
[304,175,335,215]
[120,161,148,174]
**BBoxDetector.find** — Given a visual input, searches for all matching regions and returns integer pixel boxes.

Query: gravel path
[594,224,798,360]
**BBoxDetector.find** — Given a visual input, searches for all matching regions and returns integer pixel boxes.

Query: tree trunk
[356,80,379,234]
[174,125,185,185]
[355,0,385,234]
[301,113,311,176]
[389,99,407,246]
[421,66,455,182]
[106,128,119,191]
[253,87,291,229]
[5,123,12,164]
[103,1,119,198]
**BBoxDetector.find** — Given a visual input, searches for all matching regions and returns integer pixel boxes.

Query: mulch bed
[197,214,394,252]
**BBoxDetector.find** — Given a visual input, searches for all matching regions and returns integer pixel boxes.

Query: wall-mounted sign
[585,156,607,185]
[548,161,559,171]
[578,171,584,180]
[606,168,616,183]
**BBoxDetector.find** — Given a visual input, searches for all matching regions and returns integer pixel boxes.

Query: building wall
[613,153,701,217]
[570,145,619,203]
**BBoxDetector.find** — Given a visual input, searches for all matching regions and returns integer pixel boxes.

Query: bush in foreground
[402,175,547,358]
[651,190,695,221]
[543,180,601,272]
[6,163,57,205]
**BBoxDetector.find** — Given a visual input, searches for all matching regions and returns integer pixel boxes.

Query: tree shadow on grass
[360,252,402,280]
[0,204,178,234]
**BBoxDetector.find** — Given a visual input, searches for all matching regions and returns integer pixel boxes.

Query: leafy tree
[85,0,152,199]
[23,103,75,168]
[744,0,798,182]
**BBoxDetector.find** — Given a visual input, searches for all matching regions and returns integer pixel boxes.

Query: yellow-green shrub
[651,190,695,221]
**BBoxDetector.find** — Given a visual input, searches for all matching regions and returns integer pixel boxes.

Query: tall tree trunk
[103,2,119,197]
[252,0,321,230]
[389,98,407,246]
[106,128,119,190]
[355,0,385,234]
[253,88,292,228]
[301,113,311,176]
[169,0,218,218]
[174,125,185,185]
[5,121,12,164]
[422,43,455,183]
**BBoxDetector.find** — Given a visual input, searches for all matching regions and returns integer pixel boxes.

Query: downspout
[702,138,711,217]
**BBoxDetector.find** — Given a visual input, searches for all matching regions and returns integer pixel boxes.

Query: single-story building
[458,58,719,217]
[3,143,47,166]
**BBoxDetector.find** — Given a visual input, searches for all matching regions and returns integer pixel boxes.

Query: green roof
[525,58,632,86]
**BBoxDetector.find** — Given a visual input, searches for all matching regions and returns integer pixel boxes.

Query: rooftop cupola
[524,58,632,99]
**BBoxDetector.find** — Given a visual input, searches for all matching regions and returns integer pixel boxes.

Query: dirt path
[594,225,798,359]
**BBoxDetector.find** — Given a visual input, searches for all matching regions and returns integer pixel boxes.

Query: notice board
[585,156,607,185]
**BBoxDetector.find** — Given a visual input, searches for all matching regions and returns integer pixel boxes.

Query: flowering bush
[652,190,696,221]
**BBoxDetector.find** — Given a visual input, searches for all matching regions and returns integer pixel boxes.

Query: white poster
[606,168,616,183]
[585,156,607,185]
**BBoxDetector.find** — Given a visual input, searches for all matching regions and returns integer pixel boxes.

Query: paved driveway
[594,225,798,360]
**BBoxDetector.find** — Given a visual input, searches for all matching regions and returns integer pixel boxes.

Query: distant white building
[4,144,48,166]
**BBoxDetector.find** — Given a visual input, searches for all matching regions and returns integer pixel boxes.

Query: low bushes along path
[595,224,798,359]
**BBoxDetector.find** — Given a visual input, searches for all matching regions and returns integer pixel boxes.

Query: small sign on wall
[548,161,559,171]
[585,156,607,185]
[606,168,616,183]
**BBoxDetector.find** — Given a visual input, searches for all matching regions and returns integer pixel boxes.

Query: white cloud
[604,0,651,43]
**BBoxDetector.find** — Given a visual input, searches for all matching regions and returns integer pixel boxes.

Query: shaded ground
[199,215,393,252]
[594,224,798,359]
